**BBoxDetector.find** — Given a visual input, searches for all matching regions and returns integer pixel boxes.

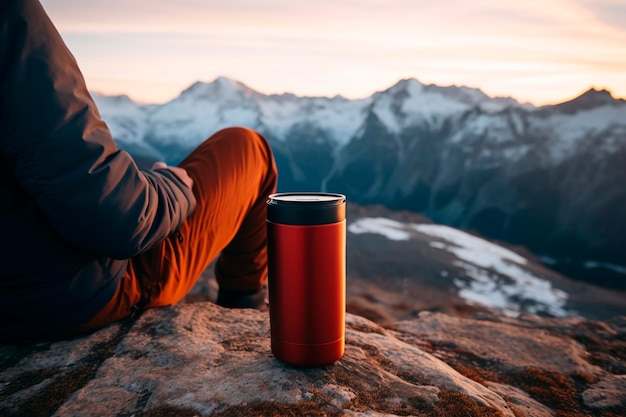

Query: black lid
[267,193,346,225]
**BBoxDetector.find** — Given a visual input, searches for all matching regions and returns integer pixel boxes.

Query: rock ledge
[1,303,625,416]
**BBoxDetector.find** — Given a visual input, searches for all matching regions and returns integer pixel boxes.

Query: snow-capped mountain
[93,76,520,163]
[93,77,626,289]
[94,77,370,162]
[349,216,571,318]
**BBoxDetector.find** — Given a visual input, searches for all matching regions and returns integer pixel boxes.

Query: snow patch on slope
[93,93,148,145]
[348,217,571,317]
[258,96,367,145]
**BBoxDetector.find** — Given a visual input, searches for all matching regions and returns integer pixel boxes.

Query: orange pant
[78,127,277,332]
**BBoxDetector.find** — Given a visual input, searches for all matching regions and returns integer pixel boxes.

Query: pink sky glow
[40,0,626,105]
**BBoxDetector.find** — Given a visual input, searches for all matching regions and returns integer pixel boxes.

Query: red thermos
[266,193,346,367]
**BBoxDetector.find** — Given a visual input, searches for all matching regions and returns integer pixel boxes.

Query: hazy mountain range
[93,77,626,290]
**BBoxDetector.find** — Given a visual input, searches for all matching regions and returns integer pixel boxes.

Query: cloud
[572,0,626,32]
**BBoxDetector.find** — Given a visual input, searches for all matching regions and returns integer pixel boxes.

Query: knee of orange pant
[215,126,277,174]
[211,126,264,145]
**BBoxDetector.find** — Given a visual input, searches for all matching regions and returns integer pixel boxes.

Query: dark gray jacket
[0,0,196,342]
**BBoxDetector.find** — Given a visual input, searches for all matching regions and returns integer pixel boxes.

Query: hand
[152,162,194,190]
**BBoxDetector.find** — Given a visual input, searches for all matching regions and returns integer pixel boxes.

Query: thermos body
[266,193,346,367]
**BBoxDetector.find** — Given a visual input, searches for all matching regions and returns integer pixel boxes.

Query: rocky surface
[1,302,625,416]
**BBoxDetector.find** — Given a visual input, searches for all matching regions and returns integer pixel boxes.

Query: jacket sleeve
[0,0,197,259]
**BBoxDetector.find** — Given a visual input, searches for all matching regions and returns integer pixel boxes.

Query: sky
[40,0,626,106]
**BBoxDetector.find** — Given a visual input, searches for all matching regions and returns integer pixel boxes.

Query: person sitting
[0,0,277,343]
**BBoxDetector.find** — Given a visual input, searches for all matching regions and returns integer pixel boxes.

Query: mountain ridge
[96,76,621,107]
